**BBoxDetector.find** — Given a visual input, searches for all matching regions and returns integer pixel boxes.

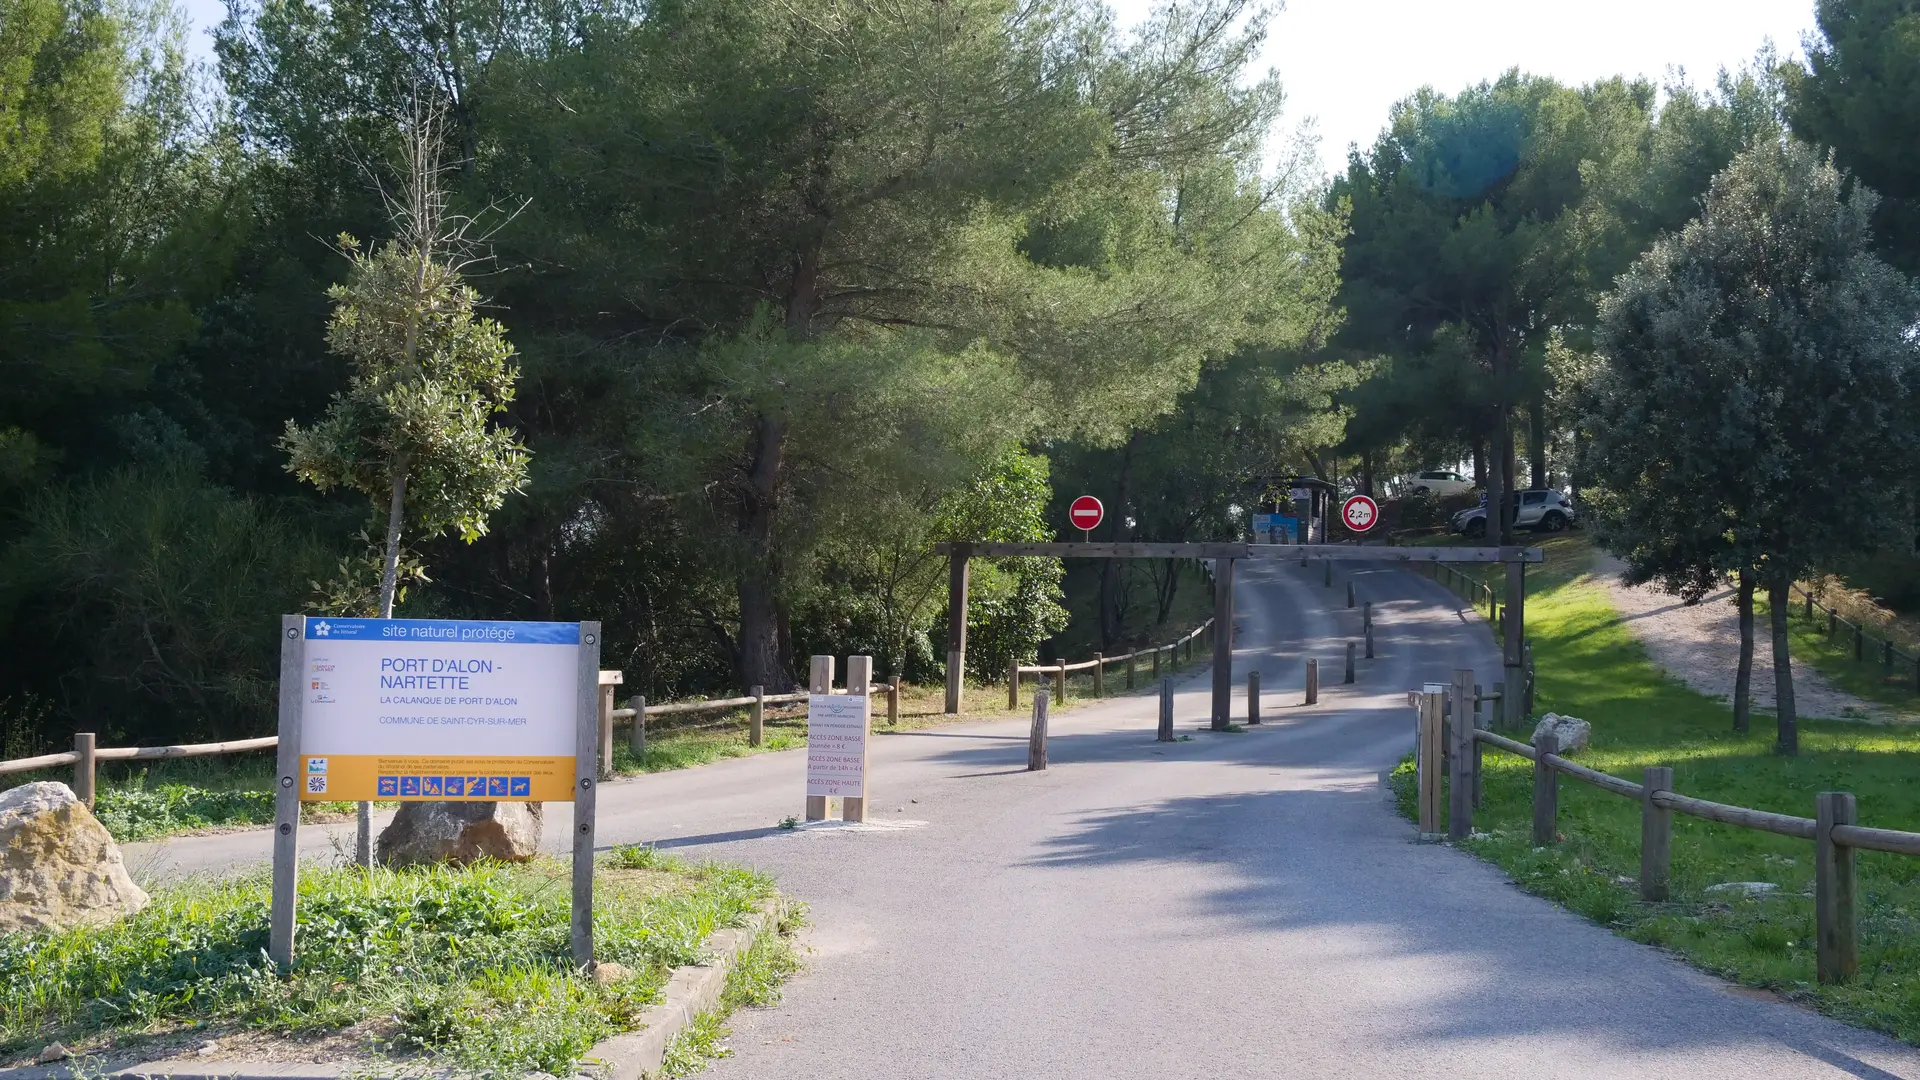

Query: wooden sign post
[805,655,871,822]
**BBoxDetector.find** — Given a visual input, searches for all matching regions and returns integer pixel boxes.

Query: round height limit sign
[1070,495,1104,538]
[1342,495,1380,534]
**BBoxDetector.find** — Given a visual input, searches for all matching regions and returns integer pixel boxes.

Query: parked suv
[1450,489,1576,538]
[1408,469,1475,497]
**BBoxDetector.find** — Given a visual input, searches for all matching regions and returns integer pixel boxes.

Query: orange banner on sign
[298,755,575,802]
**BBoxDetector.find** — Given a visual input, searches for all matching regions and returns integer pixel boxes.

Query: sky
[178,0,1822,180]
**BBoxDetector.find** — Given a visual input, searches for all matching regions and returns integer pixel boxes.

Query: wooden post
[1641,766,1673,902]
[1363,601,1372,631]
[1347,579,1355,608]
[1365,623,1375,659]
[1212,557,1235,731]
[1248,670,1261,725]
[1344,642,1356,684]
[1417,690,1443,839]
[571,623,603,968]
[888,676,901,726]
[944,544,971,714]
[1471,684,1485,808]
[843,655,873,822]
[1008,659,1020,710]
[1532,729,1559,846]
[1172,638,1180,672]
[749,687,764,747]
[356,801,372,870]
[1028,678,1050,771]
[597,681,615,778]
[806,656,833,821]
[1448,671,1473,841]
[1057,659,1069,704]
[1854,624,1864,662]
[1816,791,1859,984]
[1829,609,1837,636]
[1094,653,1105,697]
[1126,651,1135,690]
[1805,591,1814,621]
[630,696,647,759]
[73,732,96,810]
[1305,659,1319,705]
[1503,559,1527,730]
[1157,677,1175,741]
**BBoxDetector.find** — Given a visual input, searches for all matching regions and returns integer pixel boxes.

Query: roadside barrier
[1411,671,1920,986]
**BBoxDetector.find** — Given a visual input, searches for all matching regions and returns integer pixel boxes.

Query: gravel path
[1593,554,1891,722]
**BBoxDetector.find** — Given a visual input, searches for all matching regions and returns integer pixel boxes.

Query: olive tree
[1588,139,1920,754]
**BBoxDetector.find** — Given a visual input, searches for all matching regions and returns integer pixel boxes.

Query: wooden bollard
[1153,645,1162,680]
[1532,729,1559,846]
[1472,684,1485,808]
[1248,670,1261,725]
[1344,642,1356,684]
[1363,600,1372,631]
[1641,766,1673,902]
[1008,659,1020,710]
[1305,659,1319,705]
[1094,653,1105,697]
[806,656,833,821]
[1057,659,1069,703]
[1417,690,1443,839]
[73,732,96,810]
[1448,672,1473,840]
[888,676,901,726]
[1157,677,1175,742]
[1365,623,1375,660]
[749,687,764,746]
[598,681,616,777]
[1347,580,1355,608]
[1816,791,1859,984]
[1029,679,1050,771]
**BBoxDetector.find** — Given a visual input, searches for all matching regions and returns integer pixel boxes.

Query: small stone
[592,962,633,987]
[1706,881,1779,897]
[36,1043,71,1064]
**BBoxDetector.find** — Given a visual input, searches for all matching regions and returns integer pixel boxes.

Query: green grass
[657,905,805,1078]
[1762,599,1920,720]
[1,855,778,1077]
[1397,535,1920,1044]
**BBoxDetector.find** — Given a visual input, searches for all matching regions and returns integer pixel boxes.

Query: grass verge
[658,903,806,1078]
[1,848,777,1078]
[1396,534,1920,1045]
[1758,597,1920,720]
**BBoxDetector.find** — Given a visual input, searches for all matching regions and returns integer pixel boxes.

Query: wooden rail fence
[1792,583,1920,694]
[1005,619,1215,709]
[1413,672,1920,985]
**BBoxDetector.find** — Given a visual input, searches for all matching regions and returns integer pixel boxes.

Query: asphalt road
[126,560,1920,1079]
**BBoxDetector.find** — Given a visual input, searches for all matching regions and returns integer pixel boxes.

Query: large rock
[1531,713,1592,753]
[0,781,149,933]
[378,801,542,866]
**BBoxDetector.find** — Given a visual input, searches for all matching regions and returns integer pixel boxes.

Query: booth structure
[1249,476,1338,544]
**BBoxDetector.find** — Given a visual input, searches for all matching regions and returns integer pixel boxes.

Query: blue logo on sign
[487,776,508,797]
[509,777,530,797]
[399,776,421,797]
[467,776,486,796]
[447,776,467,797]
[377,776,399,797]
[422,776,442,796]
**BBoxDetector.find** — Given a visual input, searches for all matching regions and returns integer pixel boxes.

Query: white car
[1408,469,1475,497]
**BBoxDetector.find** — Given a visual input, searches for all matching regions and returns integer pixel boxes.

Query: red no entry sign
[1342,495,1379,533]
[1069,495,1105,535]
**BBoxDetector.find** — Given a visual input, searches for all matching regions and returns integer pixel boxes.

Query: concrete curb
[2,895,790,1080]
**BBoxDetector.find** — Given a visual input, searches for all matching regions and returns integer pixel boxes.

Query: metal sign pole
[270,615,306,969]
[572,621,602,969]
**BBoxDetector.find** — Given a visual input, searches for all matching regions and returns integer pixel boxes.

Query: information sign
[297,618,583,802]
[805,693,870,798]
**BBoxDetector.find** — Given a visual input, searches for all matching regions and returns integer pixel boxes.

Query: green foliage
[1,859,775,1075]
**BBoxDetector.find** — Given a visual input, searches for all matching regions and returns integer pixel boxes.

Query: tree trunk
[1529,397,1548,490]
[1361,450,1375,497]
[735,413,793,692]
[1569,428,1584,504]
[1769,575,1798,755]
[1101,433,1140,649]
[1472,438,1486,489]
[1156,559,1180,623]
[1734,570,1754,734]
[1485,411,1509,544]
[378,460,410,618]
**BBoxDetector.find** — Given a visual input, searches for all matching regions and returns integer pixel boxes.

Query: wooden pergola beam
[934,542,1543,563]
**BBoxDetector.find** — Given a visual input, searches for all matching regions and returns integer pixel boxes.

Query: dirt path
[1593,554,1894,722]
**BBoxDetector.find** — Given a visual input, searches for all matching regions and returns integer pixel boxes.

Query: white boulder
[378,801,543,866]
[1531,713,1592,753]
[0,781,149,934]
